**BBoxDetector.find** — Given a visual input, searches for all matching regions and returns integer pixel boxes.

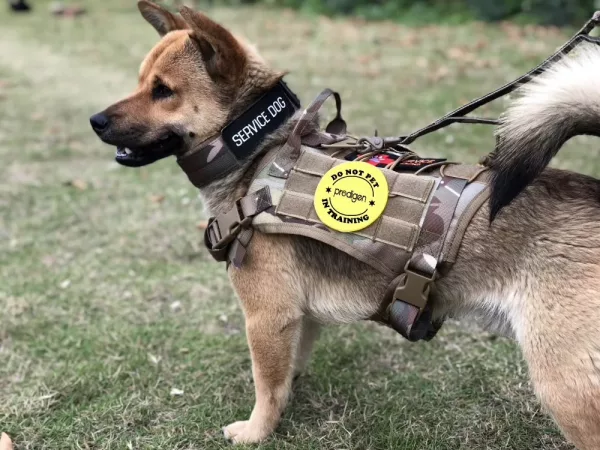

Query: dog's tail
[489,43,600,220]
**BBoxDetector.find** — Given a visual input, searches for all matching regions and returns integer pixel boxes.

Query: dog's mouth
[115,132,184,167]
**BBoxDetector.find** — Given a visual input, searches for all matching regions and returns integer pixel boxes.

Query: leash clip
[357,136,384,152]
[356,136,405,154]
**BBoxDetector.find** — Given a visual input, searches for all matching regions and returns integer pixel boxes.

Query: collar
[177,80,300,189]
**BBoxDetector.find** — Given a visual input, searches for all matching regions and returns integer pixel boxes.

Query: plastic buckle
[393,269,435,312]
[207,201,246,249]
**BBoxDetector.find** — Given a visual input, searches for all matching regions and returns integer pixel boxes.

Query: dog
[90,1,600,447]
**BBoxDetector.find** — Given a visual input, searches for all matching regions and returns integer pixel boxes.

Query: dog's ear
[179,7,246,84]
[138,0,188,37]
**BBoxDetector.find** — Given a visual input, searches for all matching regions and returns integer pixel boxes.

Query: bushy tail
[489,43,600,220]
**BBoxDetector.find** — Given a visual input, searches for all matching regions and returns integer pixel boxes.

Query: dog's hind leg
[294,317,321,379]
[527,343,600,449]
[521,288,600,450]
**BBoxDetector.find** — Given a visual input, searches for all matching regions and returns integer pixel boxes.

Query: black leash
[399,11,600,146]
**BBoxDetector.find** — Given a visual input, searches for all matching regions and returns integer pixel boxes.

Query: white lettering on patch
[230,98,286,147]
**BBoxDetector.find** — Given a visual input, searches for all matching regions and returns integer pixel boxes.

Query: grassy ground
[1,1,595,449]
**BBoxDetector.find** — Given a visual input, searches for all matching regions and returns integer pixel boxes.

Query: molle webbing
[269,89,347,179]
[249,148,438,278]
[278,149,436,252]
[249,147,489,278]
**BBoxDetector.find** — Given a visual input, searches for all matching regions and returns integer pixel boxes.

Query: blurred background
[169,0,598,25]
[1,0,595,449]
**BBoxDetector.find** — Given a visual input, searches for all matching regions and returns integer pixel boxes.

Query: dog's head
[90,0,283,167]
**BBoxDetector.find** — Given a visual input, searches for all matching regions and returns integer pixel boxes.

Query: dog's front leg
[223,310,302,444]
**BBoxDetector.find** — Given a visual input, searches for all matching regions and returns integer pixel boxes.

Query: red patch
[345,150,446,172]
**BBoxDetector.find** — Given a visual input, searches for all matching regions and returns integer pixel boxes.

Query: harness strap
[387,176,468,341]
[204,186,273,268]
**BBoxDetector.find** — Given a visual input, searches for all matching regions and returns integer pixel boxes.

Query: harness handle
[324,91,347,135]
[399,11,600,146]
[269,88,347,178]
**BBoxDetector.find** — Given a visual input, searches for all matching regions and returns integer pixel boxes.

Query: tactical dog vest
[195,88,490,342]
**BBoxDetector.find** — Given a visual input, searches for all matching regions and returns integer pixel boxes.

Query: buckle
[393,268,435,312]
[206,200,252,250]
[387,268,437,341]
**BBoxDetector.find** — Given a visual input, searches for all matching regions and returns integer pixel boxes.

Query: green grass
[0,1,593,448]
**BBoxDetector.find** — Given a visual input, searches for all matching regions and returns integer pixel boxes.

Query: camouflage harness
[178,12,600,342]
[184,87,490,342]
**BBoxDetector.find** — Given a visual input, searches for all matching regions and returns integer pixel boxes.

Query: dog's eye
[152,83,174,100]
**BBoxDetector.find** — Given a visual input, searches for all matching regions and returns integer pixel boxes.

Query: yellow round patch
[314,161,389,233]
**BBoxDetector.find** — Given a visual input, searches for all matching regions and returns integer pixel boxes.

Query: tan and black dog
[90,2,600,447]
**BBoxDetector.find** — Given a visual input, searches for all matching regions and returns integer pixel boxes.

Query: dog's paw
[223,420,268,444]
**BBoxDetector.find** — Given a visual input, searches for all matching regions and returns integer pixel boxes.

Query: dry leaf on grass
[357,54,374,65]
[148,353,161,365]
[149,194,165,204]
[41,255,57,267]
[196,220,208,230]
[46,126,62,135]
[429,66,450,82]
[399,34,420,47]
[50,3,87,17]
[65,179,88,190]
[474,39,489,50]
[416,57,429,69]
[0,433,13,450]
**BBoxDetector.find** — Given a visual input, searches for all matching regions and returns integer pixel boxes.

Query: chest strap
[386,176,468,341]
[204,186,273,268]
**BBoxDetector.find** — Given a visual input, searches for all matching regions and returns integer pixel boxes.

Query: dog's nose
[89,113,110,133]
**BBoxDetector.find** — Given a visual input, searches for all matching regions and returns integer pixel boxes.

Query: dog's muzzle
[89,111,183,168]
[114,132,182,167]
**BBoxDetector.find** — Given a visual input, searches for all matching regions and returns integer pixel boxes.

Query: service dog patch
[221,81,300,160]
[314,161,388,232]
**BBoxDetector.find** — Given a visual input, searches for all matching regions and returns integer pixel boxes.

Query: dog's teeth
[125,148,132,155]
